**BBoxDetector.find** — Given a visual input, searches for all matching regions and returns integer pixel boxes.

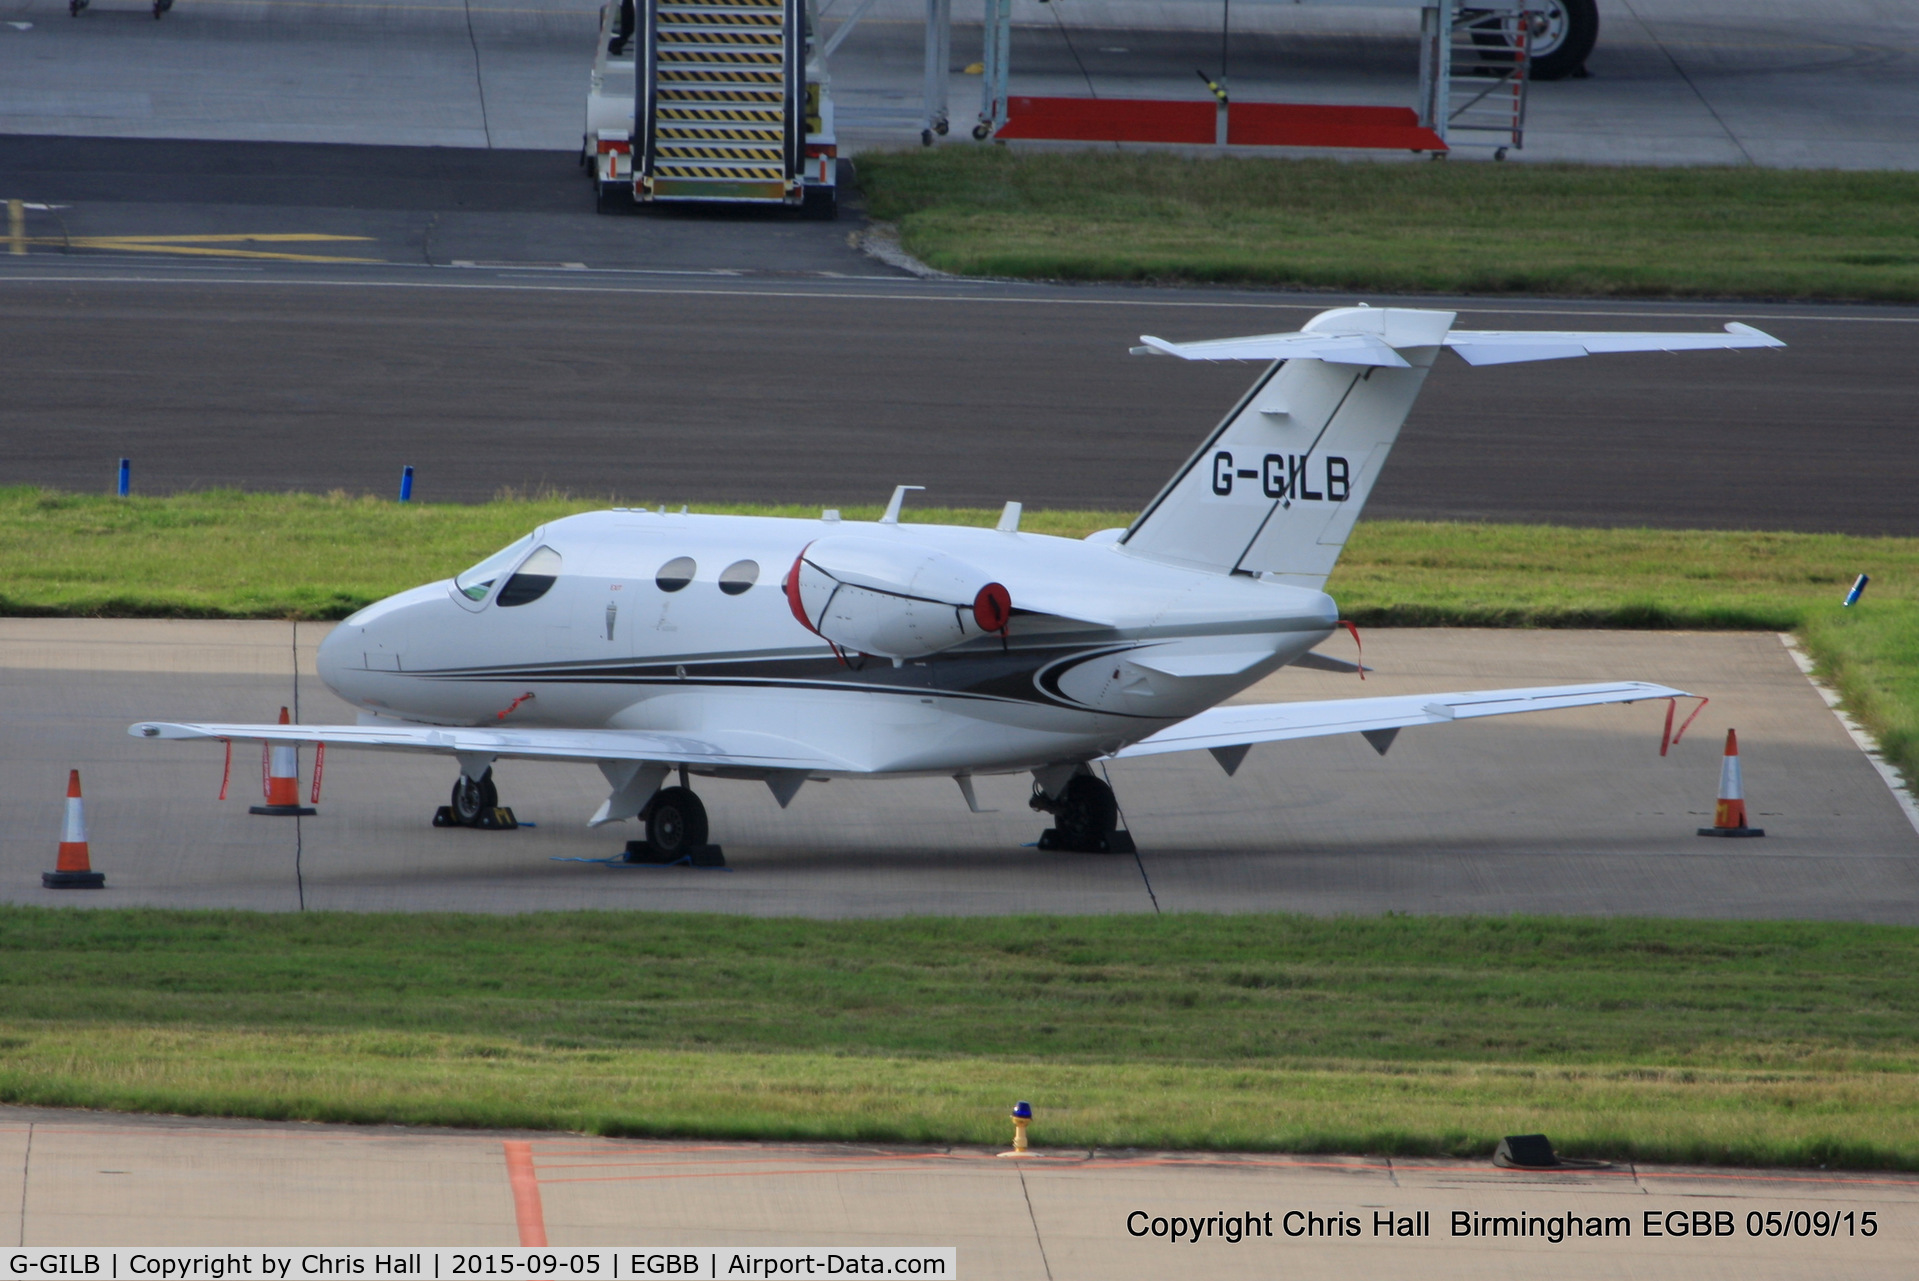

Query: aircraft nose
[315,615,360,700]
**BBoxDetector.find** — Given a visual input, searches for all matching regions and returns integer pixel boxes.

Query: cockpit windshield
[455,533,536,602]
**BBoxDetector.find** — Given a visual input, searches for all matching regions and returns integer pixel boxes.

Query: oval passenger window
[497,545,563,607]
[718,559,759,596]
[655,556,696,593]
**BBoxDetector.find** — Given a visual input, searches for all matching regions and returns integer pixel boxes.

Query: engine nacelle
[785,535,1012,660]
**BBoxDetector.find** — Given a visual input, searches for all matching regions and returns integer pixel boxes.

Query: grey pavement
[2,266,1916,534]
[2,621,1914,919]
[5,1104,1918,1275]
[0,0,1914,166]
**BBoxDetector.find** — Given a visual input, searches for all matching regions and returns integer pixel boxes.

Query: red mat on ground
[997,97,1446,151]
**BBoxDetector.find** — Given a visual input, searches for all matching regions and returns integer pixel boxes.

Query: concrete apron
[0,620,1914,919]
[1,1106,1914,1276]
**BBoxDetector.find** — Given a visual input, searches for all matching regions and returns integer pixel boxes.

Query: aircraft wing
[129,720,860,774]
[1114,681,1687,759]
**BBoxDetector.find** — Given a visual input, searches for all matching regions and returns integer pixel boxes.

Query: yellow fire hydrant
[999,1101,1033,1158]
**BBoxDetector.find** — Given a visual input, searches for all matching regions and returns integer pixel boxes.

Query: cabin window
[655,556,696,593]
[718,559,759,596]
[497,545,563,607]
[456,534,535,602]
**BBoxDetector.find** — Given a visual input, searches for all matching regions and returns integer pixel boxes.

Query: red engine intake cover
[973,582,1012,633]
[784,547,816,633]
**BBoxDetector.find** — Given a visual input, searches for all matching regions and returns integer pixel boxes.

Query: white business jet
[132,307,1782,862]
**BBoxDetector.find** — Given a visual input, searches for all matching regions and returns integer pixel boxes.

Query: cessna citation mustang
[132,307,1783,862]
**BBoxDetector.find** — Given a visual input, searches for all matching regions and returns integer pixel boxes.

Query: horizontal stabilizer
[1137,321,1784,366]
[1445,322,1786,366]
[1135,331,1410,367]
[1114,681,1686,760]
[131,720,857,773]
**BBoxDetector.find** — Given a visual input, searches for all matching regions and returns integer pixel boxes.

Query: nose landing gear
[433,767,519,830]
[1031,773,1136,854]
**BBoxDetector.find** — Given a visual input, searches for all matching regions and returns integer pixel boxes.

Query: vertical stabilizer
[1119,307,1454,588]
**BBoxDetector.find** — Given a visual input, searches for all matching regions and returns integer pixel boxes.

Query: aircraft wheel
[449,769,499,826]
[1466,0,1596,82]
[1054,775,1119,853]
[645,786,708,857]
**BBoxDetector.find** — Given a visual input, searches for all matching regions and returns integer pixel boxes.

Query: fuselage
[316,510,1338,778]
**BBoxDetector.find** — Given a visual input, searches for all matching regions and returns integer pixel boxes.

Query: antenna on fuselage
[880,485,925,525]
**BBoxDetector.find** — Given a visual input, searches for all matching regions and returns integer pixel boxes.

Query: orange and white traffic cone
[249,707,316,817]
[43,769,106,889]
[1697,728,1765,838]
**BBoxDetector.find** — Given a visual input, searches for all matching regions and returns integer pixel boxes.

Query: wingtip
[1724,321,1786,347]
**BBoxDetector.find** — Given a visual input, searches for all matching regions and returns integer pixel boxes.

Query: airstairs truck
[585,0,838,218]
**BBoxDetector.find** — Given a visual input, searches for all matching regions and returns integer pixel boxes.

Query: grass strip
[0,486,1910,783]
[855,149,1919,299]
[2,910,1917,1167]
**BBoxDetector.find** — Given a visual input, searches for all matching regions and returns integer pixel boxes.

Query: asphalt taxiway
[2,620,1912,920]
[5,1105,1916,1277]
[2,259,1916,533]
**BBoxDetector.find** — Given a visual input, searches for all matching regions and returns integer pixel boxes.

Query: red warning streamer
[1660,695,1710,756]
[310,742,326,804]
[218,738,232,801]
[1338,619,1364,680]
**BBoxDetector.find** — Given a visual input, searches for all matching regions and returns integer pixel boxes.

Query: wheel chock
[434,806,519,829]
[1037,828,1135,855]
[622,841,726,867]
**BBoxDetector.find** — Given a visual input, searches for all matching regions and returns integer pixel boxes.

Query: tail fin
[1120,306,1452,588]
[1118,307,1785,588]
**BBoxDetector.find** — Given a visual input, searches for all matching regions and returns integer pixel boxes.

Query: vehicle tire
[645,786,708,856]
[1055,775,1118,853]
[1468,0,1596,81]
[449,769,498,826]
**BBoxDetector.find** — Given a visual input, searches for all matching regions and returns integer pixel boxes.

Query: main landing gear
[433,767,520,830]
[625,774,726,867]
[1031,773,1136,855]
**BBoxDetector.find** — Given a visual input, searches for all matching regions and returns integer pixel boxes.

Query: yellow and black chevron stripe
[656,163,785,180]
[660,88,783,103]
[658,49,782,64]
[657,69,784,84]
[657,146,783,162]
[659,125,783,141]
[659,10,779,24]
[656,27,781,42]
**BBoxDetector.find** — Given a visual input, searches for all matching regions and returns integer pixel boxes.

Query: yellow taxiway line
[3,221,383,263]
